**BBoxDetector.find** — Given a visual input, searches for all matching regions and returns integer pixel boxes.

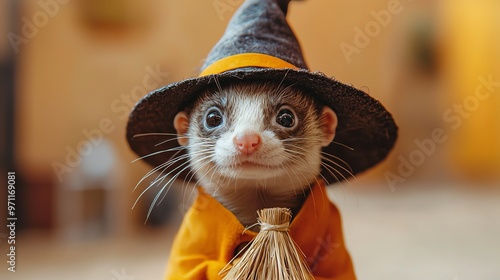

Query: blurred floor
[2,182,499,280]
[2,228,173,280]
[337,182,500,280]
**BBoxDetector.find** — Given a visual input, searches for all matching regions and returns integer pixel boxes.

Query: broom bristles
[220,207,314,280]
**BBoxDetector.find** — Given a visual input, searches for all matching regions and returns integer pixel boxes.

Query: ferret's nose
[234,133,261,155]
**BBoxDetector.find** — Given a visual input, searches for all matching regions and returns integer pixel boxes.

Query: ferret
[172,81,338,227]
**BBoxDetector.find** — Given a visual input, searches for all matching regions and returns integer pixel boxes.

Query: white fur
[183,89,327,226]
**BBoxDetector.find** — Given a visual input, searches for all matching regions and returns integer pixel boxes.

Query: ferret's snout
[234,132,261,155]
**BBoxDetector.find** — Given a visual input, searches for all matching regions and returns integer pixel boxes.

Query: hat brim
[126,68,397,184]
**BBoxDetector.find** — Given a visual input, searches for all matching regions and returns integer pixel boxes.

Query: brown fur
[174,81,337,226]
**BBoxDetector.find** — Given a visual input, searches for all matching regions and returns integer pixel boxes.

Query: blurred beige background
[0,0,499,279]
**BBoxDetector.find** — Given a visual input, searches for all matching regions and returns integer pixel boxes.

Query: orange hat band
[199,53,299,77]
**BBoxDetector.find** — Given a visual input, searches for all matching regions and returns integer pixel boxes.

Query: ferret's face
[174,82,337,190]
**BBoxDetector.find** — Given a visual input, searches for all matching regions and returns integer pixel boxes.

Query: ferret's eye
[204,108,223,129]
[276,108,295,128]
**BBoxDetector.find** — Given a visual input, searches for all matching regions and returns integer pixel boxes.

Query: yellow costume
[125,0,397,278]
[165,181,357,280]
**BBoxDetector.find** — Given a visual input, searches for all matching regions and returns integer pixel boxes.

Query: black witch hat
[126,0,398,182]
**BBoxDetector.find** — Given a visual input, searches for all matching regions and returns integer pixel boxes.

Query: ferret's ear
[320,106,338,147]
[173,111,189,146]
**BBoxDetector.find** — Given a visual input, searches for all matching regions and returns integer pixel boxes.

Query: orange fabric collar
[165,180,356,279]
[199,53,299,77]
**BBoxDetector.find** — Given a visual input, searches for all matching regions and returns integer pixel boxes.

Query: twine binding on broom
[220,207,314,280]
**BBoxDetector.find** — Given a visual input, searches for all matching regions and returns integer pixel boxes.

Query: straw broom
[220,207,314,280]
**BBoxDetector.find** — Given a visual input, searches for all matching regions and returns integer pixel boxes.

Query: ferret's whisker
[180,151,217,200]
[283,155,323,210]
[154,136,190,147]
[321,162,346,183]
[320,151,355,175]
[214,76,222,92]
[133,159,191,211]
[285,153,327,195]
[132,147,185,163]
[194,160,220,191]
[277,143,352,197]
[135,155,190,196]
[186,160,219,203]
[281,143,343,184]
[320,153,356,180]
[154,155,213,209]
[176,144,216,201]
[133,152,191,191]
[278,161,298,196]
[147,171,186,220]
[133,140,214,164]
[180,150,215,191]
[276,82,298,100]
[179,159,212,210]
[134,156,185,192]
[279,137,312,142]
[331,140,354,151]
[319,162,342,185]
[319,161,351,203]
[209,158,238,196]
[272,70,289,96]
[134,149,213,207]
[146,150,216,220]
[133,132,179,138]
